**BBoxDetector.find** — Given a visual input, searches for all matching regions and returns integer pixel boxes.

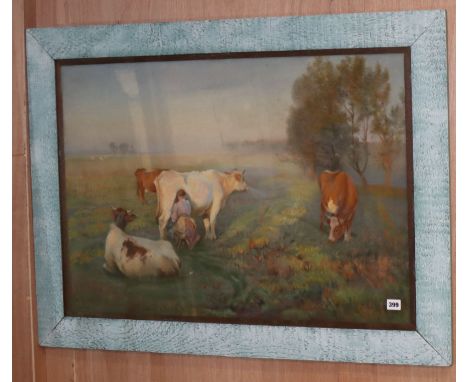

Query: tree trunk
[359,173,368,189]
[384,167,393,187]
[306,165,316,179]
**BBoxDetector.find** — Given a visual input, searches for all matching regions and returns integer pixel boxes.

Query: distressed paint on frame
[26,10,451,365]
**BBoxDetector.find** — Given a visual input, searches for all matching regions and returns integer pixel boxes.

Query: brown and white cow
[318,170,358,242]
[134,168,166,204]
[155,169,248,240]
[104,207,181,278]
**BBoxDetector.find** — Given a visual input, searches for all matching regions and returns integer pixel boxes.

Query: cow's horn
[127,209,132,214]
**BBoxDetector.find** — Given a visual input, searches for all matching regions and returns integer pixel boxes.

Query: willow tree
[337,58,391,187]
[372,90,405,186]
[287,58,349,176]
[287,56,395,187]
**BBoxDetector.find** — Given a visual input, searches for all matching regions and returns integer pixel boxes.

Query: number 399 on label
[386,299,402,311]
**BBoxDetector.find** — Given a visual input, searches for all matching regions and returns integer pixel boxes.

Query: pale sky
[61,53,405,155]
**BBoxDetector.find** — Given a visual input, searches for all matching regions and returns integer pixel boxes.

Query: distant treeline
[223,139,287,152]
[108,142,136,154]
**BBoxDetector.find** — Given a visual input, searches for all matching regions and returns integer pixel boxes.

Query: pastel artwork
[59,51,415,331]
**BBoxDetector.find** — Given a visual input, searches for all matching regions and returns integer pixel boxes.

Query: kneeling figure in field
[169,189,200,249]
[155,169,248,240]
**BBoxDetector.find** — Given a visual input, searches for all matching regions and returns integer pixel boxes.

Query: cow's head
[112,207,136,230]
[229,169,248,192]
[328,216,346,242]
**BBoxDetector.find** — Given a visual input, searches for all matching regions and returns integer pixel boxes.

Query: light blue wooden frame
[26,10,451,365]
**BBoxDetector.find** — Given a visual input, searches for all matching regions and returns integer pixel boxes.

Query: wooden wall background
[12,0,456,380]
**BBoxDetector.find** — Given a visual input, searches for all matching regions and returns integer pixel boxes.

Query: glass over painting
[58,49,415,330]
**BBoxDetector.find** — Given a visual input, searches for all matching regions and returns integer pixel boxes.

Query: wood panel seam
[23,22,38,381]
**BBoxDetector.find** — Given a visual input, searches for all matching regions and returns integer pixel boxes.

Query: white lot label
[386,299,401,311]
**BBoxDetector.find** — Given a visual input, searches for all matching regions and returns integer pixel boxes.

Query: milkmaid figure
[168,189,200,250]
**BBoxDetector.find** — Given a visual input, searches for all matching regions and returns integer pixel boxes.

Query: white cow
[155,169,248,240]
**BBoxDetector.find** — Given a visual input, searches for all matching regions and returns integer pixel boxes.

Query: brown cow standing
[318,171,358,242]
[134,168,166,204]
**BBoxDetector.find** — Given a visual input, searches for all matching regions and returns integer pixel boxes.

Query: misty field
[63,152,412,327]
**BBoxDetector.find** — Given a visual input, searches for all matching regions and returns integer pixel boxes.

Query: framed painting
[26,9,452,365]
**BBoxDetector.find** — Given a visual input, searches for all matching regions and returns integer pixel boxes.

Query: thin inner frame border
[54,46,416,331]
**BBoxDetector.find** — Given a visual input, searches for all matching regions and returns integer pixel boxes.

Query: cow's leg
[344,210,356,241]
[158,214,170,239]
[203,217,210,239]
[344,229,351,242]
[208,201,222,240]
[209,219,217,240]
[103,248,118,274]
[319,203,326,231]
[344,213,355,242]
[328,217,338,242]
[156,188,176,239]
[136,182,146,204]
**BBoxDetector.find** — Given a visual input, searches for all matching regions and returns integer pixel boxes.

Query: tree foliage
[109,142,118,154]
[372,89,405,186]
[109,141,136,155]
[287,55,404,187]
[287,58,349,173]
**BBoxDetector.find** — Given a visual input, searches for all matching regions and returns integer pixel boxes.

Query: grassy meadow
[63,151,412,328]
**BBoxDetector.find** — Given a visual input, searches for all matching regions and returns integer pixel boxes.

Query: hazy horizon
[61,53,405,155]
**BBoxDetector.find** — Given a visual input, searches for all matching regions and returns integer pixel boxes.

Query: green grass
[63,152,412,327]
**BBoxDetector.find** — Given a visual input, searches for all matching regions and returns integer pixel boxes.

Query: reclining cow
[155,169,248,240]
[318,170,358,242]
